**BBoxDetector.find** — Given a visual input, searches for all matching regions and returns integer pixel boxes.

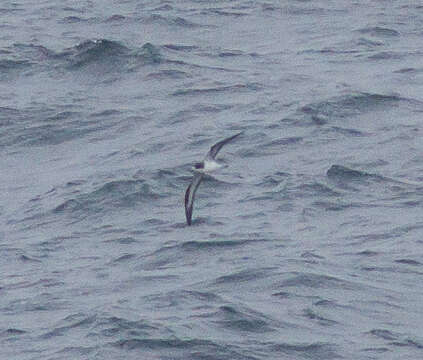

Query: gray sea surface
[2,1,423,359]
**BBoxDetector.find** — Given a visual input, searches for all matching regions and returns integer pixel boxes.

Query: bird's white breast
[203,160,223,172]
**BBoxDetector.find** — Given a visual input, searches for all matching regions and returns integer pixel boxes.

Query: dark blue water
[2,1,423,359]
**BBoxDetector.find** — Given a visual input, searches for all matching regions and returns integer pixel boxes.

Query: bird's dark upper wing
[205,132,243,160]
[185,172,204,225]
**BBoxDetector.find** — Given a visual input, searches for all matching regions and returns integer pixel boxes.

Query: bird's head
[193,162,204,171]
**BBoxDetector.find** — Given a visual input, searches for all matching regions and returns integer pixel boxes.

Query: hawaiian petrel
[185,132,243,226]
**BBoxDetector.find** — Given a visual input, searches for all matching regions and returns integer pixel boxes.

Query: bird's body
[196,159,223,172]
[185,132,243,226]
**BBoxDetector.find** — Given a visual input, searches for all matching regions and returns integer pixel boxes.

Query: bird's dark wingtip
[185,184,193,226]
[229,131,244,142]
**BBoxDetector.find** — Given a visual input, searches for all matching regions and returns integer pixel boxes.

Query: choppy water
[2,1,423,359]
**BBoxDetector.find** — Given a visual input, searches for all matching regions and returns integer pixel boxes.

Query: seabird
[185,132,243,226]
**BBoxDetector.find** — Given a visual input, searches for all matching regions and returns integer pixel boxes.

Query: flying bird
[185,132,243,226]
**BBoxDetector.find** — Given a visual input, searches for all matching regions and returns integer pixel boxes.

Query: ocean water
[2,1,423,359]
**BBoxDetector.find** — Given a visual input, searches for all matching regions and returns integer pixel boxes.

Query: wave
[327,164,423,188]
[172,82,262,97]
[212,304,275,333]
[303,307,338,326]
[53,179,159,216]
[327,164,375,181]
[62,39,130,68]
[277,272,362,291]
[140,239,258,270]
[201,9,248,17]
[143,14,203,28]
[291,92,401,126]
[368,328,423,350]
[0,40,164,83]
[0,43,52,80]
[356,26,400,38]
[214,267,276,286]
[0,59,31,74]
[163,44,198,52]
[0,106,103,148]
[255,171,289,188]
[60,40,162,69]
[114,337,251,359]
[269,342,340,359]
[296,182,341,198]
[395,258,422,266]
[368,51,406,61]
[241,136,302,158]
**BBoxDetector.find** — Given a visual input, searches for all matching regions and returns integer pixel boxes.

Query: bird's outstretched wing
[206,132,243,160]
[185,172,204,225]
